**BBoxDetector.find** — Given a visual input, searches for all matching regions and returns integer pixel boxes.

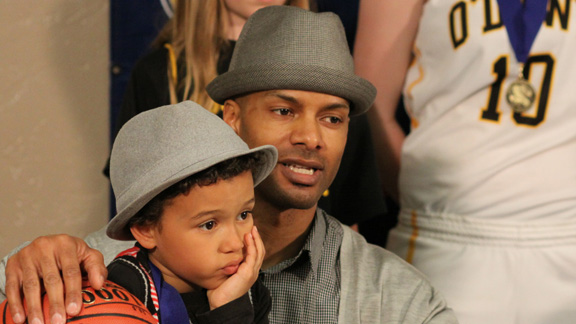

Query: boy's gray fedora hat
[206,6,376,116]
[106,101,278,240]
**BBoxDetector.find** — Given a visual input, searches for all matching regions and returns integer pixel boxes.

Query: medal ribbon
[496,0,548,64]
[149,261,190,324]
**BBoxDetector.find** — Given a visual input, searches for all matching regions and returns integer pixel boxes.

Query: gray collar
[306,209,327,274]
[263,209,326,275]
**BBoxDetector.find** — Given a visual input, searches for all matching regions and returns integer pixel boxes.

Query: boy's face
[142,171,255,292]
[224,90,350,210]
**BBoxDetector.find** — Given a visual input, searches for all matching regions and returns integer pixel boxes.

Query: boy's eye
[199,221,215,230]
[237,211,252,221]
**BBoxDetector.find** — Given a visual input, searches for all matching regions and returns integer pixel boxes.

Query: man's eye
[199,221,215,230]
[323,116,343,124]
[273,108,291,116]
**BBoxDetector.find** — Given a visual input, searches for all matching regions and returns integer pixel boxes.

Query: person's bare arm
[5,235,107,324]
[354,0,424,202]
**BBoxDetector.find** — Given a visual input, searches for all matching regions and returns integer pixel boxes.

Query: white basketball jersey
[400,0,576,222]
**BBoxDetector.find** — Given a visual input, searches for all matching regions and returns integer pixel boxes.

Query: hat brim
[106,144,277,241]
[207,63,376,116]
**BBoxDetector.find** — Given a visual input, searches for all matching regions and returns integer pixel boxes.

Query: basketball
[1,279,156,324]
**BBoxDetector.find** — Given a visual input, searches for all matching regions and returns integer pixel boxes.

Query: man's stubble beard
[255,174,322,211]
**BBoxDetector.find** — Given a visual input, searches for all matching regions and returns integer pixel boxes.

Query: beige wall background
[0,1,110,257]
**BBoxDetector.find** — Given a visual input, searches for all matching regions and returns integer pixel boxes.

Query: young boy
[104,100,278,323]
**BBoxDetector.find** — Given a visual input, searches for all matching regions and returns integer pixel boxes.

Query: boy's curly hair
[127,152,267,230]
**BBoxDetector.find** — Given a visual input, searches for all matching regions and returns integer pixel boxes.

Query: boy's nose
[222,226,245,252]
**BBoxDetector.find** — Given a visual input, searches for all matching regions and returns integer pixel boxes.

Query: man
[1,6,457,324]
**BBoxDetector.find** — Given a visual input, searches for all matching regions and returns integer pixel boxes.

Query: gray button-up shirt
[261,209,343,324]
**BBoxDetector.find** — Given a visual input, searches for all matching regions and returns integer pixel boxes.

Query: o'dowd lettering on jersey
[449,0,571,50]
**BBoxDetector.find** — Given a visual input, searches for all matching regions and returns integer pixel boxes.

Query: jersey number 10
[481,54,554,127]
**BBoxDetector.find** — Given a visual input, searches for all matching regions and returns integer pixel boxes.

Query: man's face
[223,90,350,210]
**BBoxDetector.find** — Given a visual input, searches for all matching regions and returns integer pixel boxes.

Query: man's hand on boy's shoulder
[5,234,107,324]
[207,226,265,310]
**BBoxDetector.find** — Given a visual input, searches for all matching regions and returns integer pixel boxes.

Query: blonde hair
[157,0,310,113]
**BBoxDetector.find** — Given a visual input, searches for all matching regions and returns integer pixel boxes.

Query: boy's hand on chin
[207,226,265,310]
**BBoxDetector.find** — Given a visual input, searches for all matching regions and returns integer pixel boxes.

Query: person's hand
[206,226,265,310]
[5,234,108,324]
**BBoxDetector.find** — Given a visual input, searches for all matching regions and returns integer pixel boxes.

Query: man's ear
[222,99,241,133]
[130,224,158,250]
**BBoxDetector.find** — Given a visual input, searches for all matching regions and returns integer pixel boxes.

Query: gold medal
[506,64,536,113]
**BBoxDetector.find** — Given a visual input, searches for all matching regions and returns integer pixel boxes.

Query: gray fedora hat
[206,6,376,116]
[106,101,278,240]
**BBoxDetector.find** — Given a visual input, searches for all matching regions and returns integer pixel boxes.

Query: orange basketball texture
[1,280,156,324]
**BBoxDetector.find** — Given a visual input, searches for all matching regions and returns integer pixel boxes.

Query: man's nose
[290,116,324,150]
